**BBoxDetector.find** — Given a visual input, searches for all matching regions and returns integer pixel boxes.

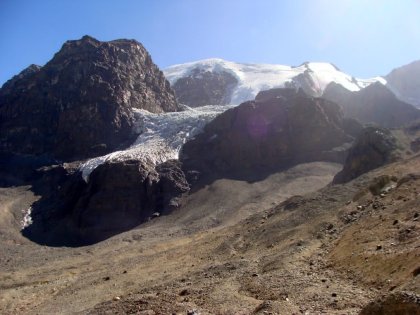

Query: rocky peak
[385,59,420,108]
[0,35,179,161]
[323,81,420,128]
[42,35,179,112]
[0,64,41,95]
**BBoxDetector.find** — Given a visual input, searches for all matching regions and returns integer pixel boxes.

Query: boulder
[333,127,398,184]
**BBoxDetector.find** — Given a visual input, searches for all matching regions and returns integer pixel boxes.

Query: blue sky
[1,0,420,85]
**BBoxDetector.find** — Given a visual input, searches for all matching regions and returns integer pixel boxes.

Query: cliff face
[0,35,179,161]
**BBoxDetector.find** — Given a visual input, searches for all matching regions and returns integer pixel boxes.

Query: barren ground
[0,159,419,314]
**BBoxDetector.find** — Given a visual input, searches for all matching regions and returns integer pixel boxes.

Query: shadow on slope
[21,159,189,247]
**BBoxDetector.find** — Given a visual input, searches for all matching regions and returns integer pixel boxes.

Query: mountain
[0,35,179,161]
[180,89,354,182]
[385,60,420,108]
[164,58,384,106]
[323,82,420,128]
[1,36,420,314]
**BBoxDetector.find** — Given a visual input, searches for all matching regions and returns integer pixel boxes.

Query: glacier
[80,105,234,181]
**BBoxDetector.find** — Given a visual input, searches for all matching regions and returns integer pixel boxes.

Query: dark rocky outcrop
[0,152,58,187]
[404,120,420,153]
[0,35,179,161]
[172,68,238,106]
[257,88,364,138]
[23,159,189,246]
[181,90,353,182]
[386,60,420,108]
[323,82,420,128]
[333,127,398,184]
[0,64,41,95]
[359,292,420,315]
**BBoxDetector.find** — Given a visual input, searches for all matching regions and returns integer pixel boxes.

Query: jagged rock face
[323,82,420,128]
[0,64,41,95]
[0,35,179,160]
[333,127,398,184]
[171,68,238,106]
[386,60,420,108]
[73,159,189,243]
[181,92,352,177]
[23,159,189,245]
[256,88,365,138]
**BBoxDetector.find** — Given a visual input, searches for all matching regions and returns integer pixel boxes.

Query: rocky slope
[171,68,238,106]
[1,147,419,314]
[181,89,353,182]
[333,127,399,184]
[0,35,179,161]
[386,60,420,108]
[323,82,420,128]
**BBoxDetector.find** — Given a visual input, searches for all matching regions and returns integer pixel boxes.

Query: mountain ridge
[164,58,386,106]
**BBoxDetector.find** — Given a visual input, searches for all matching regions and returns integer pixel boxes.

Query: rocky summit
[0,35,179,161]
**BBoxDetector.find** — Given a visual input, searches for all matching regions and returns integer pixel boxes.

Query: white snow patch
[164,58,385,104]
[80,105,234,181]
[21,207,33,229]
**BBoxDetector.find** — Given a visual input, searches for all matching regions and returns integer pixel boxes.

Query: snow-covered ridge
[164,58,386,104]
[80,105,234,181]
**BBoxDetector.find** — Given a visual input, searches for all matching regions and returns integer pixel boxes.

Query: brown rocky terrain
[0,151,419,314]
[0,35,179,161]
